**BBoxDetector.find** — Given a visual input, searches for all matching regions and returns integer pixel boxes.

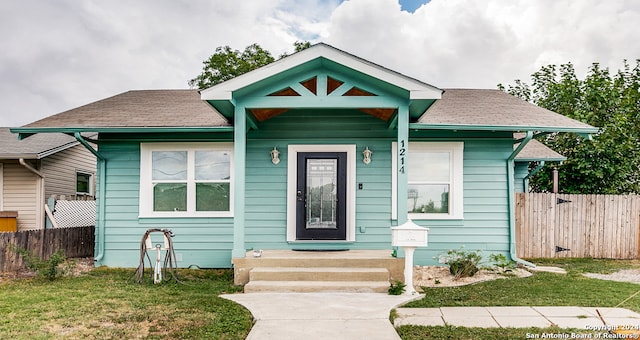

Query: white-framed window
[76,171,94,195]
[139,142,233,217]
[393,142,464,220]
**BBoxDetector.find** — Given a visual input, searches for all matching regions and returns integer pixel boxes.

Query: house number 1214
[399,140,406,174]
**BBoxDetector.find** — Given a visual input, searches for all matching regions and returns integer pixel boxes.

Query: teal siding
[98,141,234,268]
[245,110,395,251]
[514,162,529,192]
[95,119,517,268]
[411,137,513,265]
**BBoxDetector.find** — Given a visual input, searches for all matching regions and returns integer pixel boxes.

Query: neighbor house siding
[97,139,234,268]
[41,143,97,198]
[1,160,40,230]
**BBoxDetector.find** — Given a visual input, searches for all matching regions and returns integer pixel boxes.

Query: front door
[296,152,347,240]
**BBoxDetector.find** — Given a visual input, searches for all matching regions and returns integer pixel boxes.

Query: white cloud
[0,0,638,127]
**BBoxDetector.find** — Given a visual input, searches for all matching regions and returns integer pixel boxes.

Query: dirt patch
[584,269,640,284]
[0,257,94,283]
[413,265,533,289]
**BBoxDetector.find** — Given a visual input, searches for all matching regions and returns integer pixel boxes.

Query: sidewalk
[222,292,640,339]
[393,306,640,329]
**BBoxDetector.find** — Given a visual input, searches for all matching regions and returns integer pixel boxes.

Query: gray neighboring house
[0,128,97,230]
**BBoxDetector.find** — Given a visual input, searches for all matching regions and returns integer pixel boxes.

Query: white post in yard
[391,220,429,295]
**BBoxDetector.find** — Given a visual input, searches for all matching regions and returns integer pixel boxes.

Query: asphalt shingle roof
[516,139,566,161]
[0,127,79,159]
[419,89,595,131]
[23,90,229,129]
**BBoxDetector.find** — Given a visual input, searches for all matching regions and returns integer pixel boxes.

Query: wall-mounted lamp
[362,146,372,164]
[270,147,280,165]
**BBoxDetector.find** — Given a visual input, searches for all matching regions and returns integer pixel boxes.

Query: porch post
[396,105,409,225]
[232,104,246,258]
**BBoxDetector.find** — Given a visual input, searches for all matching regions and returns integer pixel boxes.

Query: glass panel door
[296,152,347,240]
[306,158,338,229]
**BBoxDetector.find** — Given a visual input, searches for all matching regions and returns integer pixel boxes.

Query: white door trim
[287,144,356,242]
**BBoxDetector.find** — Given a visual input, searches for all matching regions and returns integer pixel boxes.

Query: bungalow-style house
[12,44,596,283]
[0,128,96,231]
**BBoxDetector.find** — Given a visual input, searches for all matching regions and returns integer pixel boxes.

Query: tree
[499,60,640,194]
[188,41,311,89]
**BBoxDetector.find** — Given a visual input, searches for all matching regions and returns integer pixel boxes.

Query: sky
[1,0,638,127]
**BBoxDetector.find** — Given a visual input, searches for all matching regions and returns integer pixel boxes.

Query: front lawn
[0,267,252,339]
[398,258,640,340]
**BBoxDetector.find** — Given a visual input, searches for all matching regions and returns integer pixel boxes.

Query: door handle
[297,190,303,201]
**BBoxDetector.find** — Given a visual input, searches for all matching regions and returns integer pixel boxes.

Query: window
[140,143,233,217]
[393,142,464,220]
[76,172,93,195]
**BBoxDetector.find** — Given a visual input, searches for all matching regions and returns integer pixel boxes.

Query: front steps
[233,250,404,293]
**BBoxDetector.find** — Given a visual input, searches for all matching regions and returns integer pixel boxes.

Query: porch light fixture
[270,147,280,165]
[362,146,372,164]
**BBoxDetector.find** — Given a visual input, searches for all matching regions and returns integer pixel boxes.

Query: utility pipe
[74,133,107,263]
[507,131,536,268]
[19,158,44,178]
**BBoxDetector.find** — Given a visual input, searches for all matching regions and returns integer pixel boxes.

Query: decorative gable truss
[240,72,405,127]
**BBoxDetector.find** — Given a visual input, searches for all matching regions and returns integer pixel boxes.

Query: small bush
[388,280,406,295]
[488,253,517,274]
[438,247,482,279]
[9,245,69,281]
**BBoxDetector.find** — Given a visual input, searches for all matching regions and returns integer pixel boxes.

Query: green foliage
[488,253,517,273]
[438,247,482,279]
[189,41,311,89]
[397,325,591,340]
[9,245,68,281]
[499,60,640,194]
[388,280,406,295]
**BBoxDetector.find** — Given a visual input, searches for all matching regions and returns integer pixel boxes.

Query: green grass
[0,267,252,339]
[398,258,640,340]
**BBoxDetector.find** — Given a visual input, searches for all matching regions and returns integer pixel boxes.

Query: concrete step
[249,267,390,282]
[244,280,390,293]
[233,250,404,285]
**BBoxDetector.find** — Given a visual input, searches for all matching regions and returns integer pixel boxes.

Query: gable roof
[416,89,598,133]
[21,90,229,131]
[200,43,442,102]
[0,127,82,159]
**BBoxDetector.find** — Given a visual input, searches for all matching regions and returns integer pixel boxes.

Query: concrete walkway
[220,292,421,340]
[222,293,640,339]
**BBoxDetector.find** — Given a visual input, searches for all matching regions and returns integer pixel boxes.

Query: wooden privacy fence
[516,193,640,259]
[0,226,94,272]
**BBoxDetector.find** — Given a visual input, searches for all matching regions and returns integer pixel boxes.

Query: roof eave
[409,123,600,134]
[515,156,567,162]
[0,154,39,160]
[11,126,235,140]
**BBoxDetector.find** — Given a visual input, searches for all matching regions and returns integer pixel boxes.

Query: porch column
[396,105,409,225]
[232,105,246,258]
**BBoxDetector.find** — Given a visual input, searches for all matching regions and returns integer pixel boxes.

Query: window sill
[408,213,464,221]
[138,212,233,219]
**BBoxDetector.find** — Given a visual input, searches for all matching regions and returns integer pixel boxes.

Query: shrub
[438,247,482,279]
[488,253,517,274]
[388,280,406,295]
[9,245,69,281]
